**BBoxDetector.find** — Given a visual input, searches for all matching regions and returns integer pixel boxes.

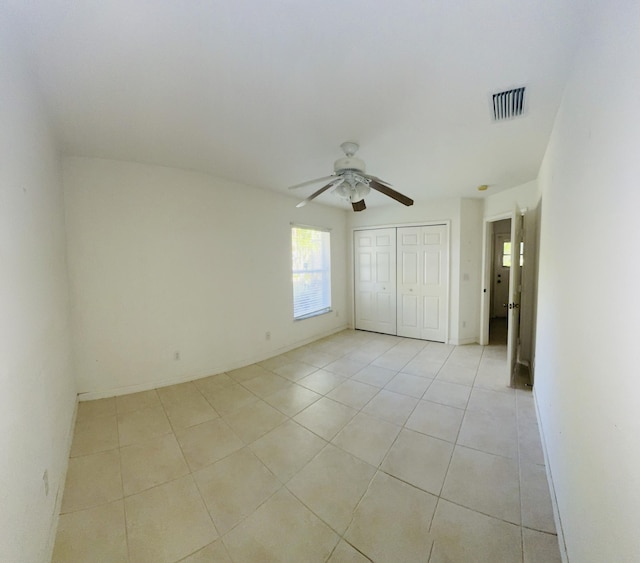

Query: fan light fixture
[334,173,371,203]
[288,142,414,212]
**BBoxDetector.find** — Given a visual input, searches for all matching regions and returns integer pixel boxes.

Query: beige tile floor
[53,328,561,562]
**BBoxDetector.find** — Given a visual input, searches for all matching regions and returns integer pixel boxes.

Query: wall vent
[492,87,526,121]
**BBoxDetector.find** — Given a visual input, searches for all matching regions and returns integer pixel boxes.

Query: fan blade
[362,173,394,187]
[288,175,338,190]
[369,179,414,207]
[352,200,366,212]
[296,178,344,208]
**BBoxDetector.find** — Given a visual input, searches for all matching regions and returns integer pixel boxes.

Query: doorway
[480,209,524,386]
[490,219,512,343]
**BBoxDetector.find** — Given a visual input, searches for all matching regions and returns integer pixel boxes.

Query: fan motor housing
[334,156,365,173]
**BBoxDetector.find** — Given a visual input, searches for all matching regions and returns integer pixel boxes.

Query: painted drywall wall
[458,199,483,343]
[483,180,540,219]
[535,2,640,560]
[0,27,76,562]
[483,181,541,366]
[64,157,349,398]
[347,198,470,343]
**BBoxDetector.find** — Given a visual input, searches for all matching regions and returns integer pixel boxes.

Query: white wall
[0,27,76,563]
[458,199,483,343]
[64,157,349,398]
[484,180,540,219]
[535,1,640,560]
[347,197,482,344]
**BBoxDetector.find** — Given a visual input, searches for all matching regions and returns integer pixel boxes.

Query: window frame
[291,224,332,321]
[501,240,524,268]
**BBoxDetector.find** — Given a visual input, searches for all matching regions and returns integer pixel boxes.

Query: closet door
[397,225,448,342]
[354,228,397,335]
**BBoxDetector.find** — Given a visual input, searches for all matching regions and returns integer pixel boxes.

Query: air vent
[492,87,526,121]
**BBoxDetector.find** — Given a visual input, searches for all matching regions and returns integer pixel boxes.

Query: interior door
[354,228,397,335]
[507,207,523,383]
[396,225,448,342]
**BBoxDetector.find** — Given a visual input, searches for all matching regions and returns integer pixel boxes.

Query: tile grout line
[425,349,484,540]
[335,339,457,561]
[115,400,132,563]
[516,374,526,563]
[425,341,489,556]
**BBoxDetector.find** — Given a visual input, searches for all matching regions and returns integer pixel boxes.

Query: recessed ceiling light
[477,184,489,191]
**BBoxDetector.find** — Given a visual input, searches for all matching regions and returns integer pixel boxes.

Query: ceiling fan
[288,142,414,212]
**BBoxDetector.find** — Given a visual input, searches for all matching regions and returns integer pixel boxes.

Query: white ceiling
[5,0,583,209]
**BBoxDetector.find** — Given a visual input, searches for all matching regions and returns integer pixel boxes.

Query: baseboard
[532,387,569,563]
[449,336,479,346]
[77,324,350,401]
[45,395,78,561]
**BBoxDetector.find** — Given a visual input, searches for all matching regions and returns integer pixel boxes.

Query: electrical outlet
[174,351,180,360]
[265,331,271,341]
[43,470,49,496]
[335,310,339,317]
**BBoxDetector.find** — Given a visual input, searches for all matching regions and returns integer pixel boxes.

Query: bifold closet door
[354,228,397,335]
[396,225,448,342]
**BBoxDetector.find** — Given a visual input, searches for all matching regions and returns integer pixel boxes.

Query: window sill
[294,308,332,321]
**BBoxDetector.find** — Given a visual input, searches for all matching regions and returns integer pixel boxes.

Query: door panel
[358,291,374,321]
[507,207,523,384]
[397,225,448,342]
[402,233,419,245]
[423,296,439,330]
[378,293,395,324]
[424,251,440,285]
[358,252,372,282]
[377,252,392,282]
[402,252,419,285]
[354,228,397,335]
[424,232,441,245]
[401,295,419,328]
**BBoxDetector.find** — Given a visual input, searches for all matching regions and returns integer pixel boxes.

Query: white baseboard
[533,387,569,563]
[77,324,350,401]
[45,396,78,561]
[449,336,479,346]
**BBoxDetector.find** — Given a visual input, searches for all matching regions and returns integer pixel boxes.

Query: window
[502,241,524,267]
[291,226,331,320]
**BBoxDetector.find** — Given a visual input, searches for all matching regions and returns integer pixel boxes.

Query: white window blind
[292,226,331,320]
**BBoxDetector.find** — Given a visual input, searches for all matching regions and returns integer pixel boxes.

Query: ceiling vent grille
[492,87,526,121]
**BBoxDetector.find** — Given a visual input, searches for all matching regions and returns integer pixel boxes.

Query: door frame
[479,212,512,346]
[351,220,451,343]
[480,209,526,388]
